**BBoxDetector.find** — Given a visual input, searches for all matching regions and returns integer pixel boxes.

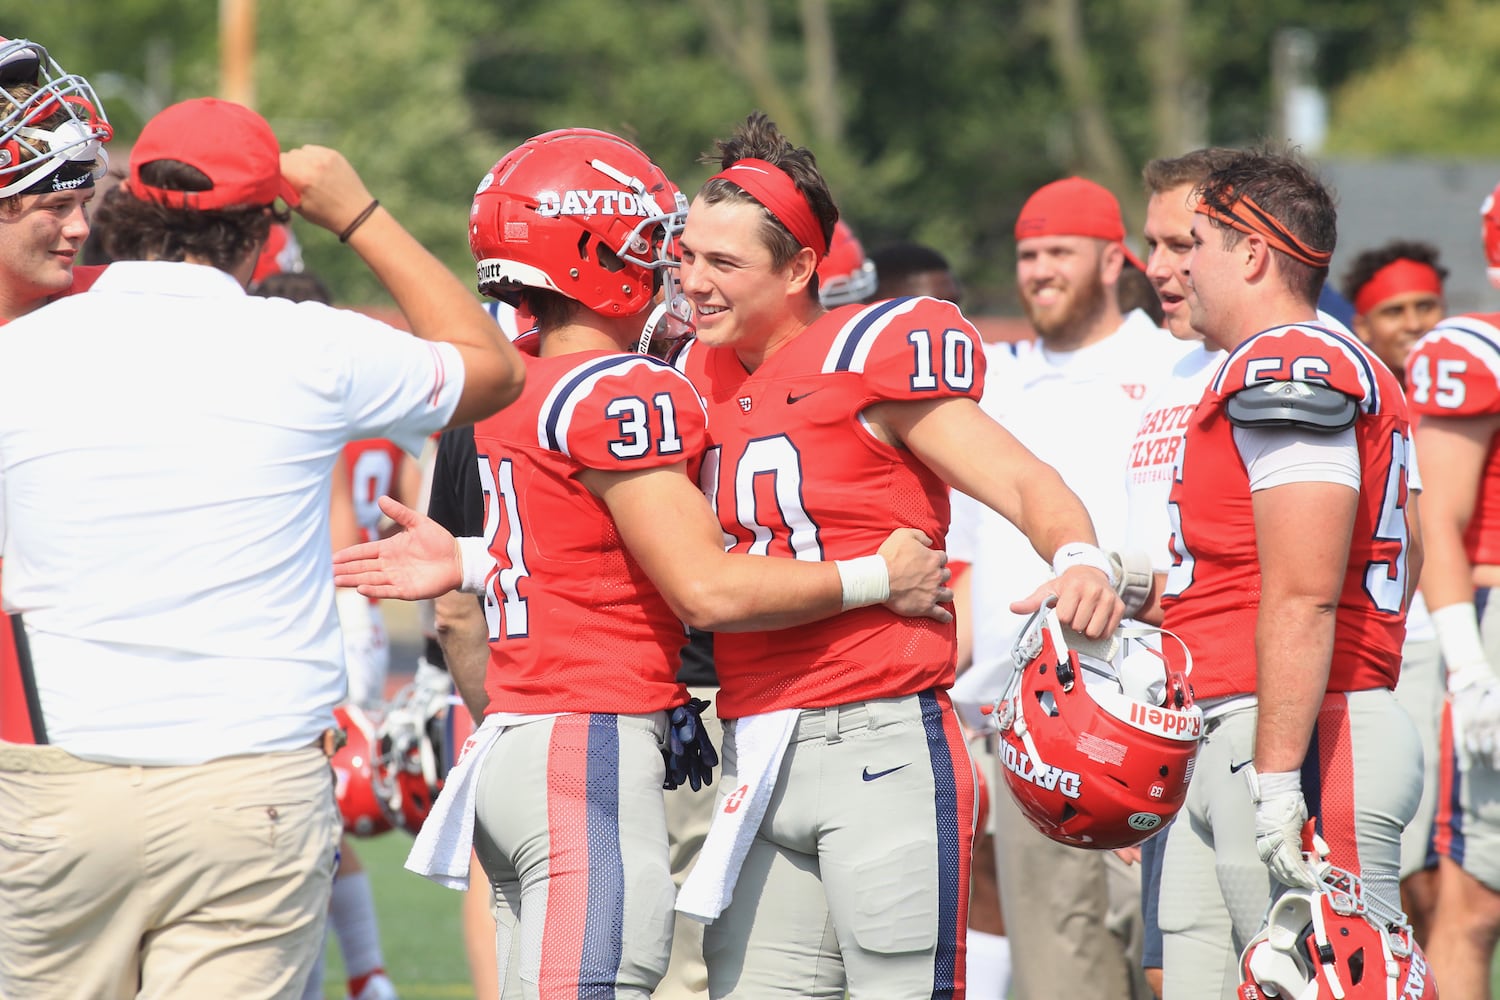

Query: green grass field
[317,832,475,1000]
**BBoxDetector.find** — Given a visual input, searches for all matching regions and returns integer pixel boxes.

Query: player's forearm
[434,589,491,720]
[1418,497,1479,610]
[1012,472,1100,563]
[1254,595,1336,773]
[668,553,846,632]
[344,211,524,423]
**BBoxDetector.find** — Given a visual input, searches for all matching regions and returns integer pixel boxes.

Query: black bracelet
[338,199,380,243]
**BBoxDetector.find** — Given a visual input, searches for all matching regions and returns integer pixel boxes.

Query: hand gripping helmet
[469,127,691,349]
[375,677,473,834]
[1481,180,1500,291]
[1239,855,1435,1000]
[0,37,111,199]
[331,704,395,838]
[817,219,879,307]
[989,605,1202,849]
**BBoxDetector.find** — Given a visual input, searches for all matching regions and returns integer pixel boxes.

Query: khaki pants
[0,742,340,1000]
[991,758,1147,1000]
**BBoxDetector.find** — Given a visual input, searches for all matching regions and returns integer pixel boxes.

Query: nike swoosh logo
[1229,759,1253,774]
[786,389,822,404]
[862,763,911,782]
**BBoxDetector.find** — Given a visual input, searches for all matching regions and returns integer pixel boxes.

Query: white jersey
[1124,345,1224,571]
[950,309,1193,703]
[0,261,464,765]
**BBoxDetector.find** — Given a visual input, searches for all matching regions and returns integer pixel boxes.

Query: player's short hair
[1339,240,1447,306]
[698,112,838,279]
[1196,147,1336,305]
[1141,148,1241,196]
[90,159,288,273]
[250,271,332,305]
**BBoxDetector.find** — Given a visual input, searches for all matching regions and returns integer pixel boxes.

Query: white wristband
[835,554,890,611]
[1431,602,1493,690]
[456,536,494,595]
[1052,542,1117,587]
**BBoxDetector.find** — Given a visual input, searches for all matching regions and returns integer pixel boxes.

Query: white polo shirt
[950,310,1191,705]
[0,261,464,765]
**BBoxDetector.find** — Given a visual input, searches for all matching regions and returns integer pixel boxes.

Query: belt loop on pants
[824,705,842,745]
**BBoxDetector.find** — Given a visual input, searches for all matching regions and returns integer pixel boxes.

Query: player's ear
[785,245,819,296]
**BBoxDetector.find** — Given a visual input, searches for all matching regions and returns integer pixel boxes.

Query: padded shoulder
[816,296,986,403]
[1225,380,1357,432]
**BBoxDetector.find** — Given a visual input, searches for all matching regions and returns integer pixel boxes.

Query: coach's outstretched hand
[333,495,464,601]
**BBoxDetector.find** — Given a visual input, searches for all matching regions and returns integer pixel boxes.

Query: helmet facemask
[0,38,112,199]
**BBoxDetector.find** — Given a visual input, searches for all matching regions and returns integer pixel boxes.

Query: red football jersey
[1161,323,1411,700]
[1,264,107,743]
[343,438,407,545]
[675,296,986,718]
[473,349,705,715]
[1407,313,1500,565]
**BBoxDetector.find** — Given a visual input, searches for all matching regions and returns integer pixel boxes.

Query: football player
[1338,240,1449,947]
[1149,148,1423,999]
[668,112,1122,999]
[331,127,953,999]
[1403,184,1500,996]
[0,36,111,749]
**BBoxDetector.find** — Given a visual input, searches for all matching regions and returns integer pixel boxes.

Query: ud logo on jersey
[535,189,654,219]
[1001,743,1082,800]
[738,396,752,413]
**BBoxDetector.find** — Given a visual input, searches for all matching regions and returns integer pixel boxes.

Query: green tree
[1325,0,1500,155]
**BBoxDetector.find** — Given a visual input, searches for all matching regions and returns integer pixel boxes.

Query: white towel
[675,708,799,923]
[404,710,561,890]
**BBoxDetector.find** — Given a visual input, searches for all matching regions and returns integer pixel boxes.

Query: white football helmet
[0,37,111,199]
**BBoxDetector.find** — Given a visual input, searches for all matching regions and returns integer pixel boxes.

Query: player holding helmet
[332,127,952,999]
[1150,148,1423,999]
[667,112,1121,999]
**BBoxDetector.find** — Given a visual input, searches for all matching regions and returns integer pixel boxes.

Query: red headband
[708,158,828,261]
[1353,259,1443,316]
[1195,192,1331,269]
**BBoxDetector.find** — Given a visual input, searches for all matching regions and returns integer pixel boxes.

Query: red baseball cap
[127,97,298,211]
[1016,176,1143,269]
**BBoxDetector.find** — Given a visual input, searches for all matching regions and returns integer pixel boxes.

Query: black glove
[663,697,719,791]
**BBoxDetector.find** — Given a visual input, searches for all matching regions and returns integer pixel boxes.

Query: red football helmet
[990,606,1202,850]
[1482,180,1500,291]
[469,127,690,346]
[1239,859,1435,1000]
[375,677,473,834]
[817,219,878,307]
[331,704,395,838]
[0,37,112,199]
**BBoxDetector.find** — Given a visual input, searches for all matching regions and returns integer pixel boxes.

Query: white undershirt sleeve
[1231,423,1360,492]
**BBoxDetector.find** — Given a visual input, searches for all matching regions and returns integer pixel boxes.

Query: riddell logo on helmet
[536,189,653,218]
[1128,702,1202,740]
[1001,743,1081,800]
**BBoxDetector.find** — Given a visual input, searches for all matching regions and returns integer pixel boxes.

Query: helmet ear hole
[1346,947,1364,984]
[596,242,626,274]
[1035,690,1059,717]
